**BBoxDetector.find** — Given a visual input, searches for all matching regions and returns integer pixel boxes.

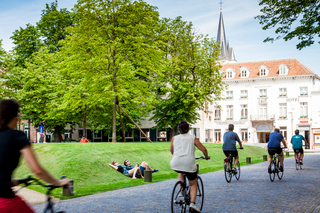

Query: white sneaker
[190,203,201,213]
[178,191,184,197]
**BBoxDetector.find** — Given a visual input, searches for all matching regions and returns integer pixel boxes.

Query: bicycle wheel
[277,160,284,180]
[295,157,299,170]
[235,162,240,180]
[269,161,275,182]
[195,176,204,211]
[224,162,232,183]
[171,181,186,213]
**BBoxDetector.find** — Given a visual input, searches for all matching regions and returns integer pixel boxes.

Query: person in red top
[80,136,89,143]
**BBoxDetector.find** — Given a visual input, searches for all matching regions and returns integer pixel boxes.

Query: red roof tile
[221,58,315,80]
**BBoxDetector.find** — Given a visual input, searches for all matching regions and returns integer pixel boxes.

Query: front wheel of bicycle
[277,161,284,180]
[235,162,240,180]
[224,162,232,183]
[269,161,275,182]
[171,181,186,213]
[194,176,204,211]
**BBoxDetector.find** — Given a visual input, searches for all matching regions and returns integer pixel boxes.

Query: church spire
[216,7,236,62]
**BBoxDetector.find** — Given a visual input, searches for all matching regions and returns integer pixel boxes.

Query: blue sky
[1,0,319,75]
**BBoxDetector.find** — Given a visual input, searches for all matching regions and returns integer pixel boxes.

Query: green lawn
[14,143,269,199]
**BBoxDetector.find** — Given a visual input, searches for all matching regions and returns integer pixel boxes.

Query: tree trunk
[112,98,117,142]
[170,127,178,141]
[54,126,62,142]
[117,103,126,142]
[83,113,86,138]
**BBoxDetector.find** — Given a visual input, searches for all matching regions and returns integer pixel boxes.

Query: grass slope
[14,143,268,198]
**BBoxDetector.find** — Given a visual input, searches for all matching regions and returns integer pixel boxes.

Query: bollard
[62,180,74,196]
[286,152,290,157]
[246,157,251,164]
[144,170,152,182]
[263,155,268,161]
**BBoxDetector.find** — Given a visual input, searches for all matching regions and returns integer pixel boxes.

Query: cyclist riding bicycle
[170,121,210,213]
[291,129,307,165]
[268,128,287,173]
[222,124,243,173]
[0,99,70,213]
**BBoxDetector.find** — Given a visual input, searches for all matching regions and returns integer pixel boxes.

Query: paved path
[32,153,320,213]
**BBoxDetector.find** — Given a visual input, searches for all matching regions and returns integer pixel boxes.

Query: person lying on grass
[124,159,158,177]
[109,161,143,179]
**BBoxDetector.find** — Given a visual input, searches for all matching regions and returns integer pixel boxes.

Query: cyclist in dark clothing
[222,124,243,173]
[268,128,287,173]
[0,99,70,212]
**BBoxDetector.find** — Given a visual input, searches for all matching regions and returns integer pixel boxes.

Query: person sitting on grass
[109,160,143,179]
[80,136,89,143]
[124,159,158,177]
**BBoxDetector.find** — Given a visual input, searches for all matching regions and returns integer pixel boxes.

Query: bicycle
[17,175,70,213]
[269,148,288,182]
[171,156,206,213]
[294,145,305,170]
[224,148,243,183]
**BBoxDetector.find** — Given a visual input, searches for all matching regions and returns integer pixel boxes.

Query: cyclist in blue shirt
[291,129,307,165]
[222,124,243,173]
[268,128,287,173]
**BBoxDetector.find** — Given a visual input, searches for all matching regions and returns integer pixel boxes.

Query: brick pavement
[32,153,320,213]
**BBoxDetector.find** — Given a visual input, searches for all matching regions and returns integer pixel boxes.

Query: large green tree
[152,17,225,139]
[255,0,320,50]
[37,0,73,52]
[60,0,164,142]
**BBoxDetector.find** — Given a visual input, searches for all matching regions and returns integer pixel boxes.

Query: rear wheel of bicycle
[269,161,275,182]
[224,162,232,183]
[295,158,299,170]
[277,160,284,180]
[194,176,204,211]
[171,181,186,213]
[235,162,240,180]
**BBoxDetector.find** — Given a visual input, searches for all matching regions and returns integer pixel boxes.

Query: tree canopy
[255,0,320,50]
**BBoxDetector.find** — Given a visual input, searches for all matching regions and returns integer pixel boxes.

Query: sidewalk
[13,186,58,205]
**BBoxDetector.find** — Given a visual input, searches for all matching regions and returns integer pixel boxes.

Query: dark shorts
[139,166,145,176]
[268,147,282,156]
[223,150,238,158]
[294,148,304,154]
[174,170,198,181]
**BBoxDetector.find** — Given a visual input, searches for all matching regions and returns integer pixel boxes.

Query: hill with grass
[14,143,268,198]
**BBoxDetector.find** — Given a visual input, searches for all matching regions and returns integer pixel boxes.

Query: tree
[19,48,70,142]
[10,24,42,67]
[255,0,320,50]
[37,0,73,52]
[151,17,225,139]
[60,0,164,142]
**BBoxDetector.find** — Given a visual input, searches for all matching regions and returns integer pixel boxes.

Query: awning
[256,123,270,132]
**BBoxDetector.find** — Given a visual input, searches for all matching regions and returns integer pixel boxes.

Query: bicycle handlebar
[18,175,63,191]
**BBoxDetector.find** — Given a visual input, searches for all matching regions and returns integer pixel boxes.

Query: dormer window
[240,66,251,78]
[225,68,237,79]
[259,65,270,77]
[279,64,289,75]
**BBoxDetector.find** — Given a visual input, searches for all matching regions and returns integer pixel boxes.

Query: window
[279,88,287,97]
[214,130,221,142]
[259,89,267,97]
[241,70,247,78]
[241,130,248,142]
[280,127,287,141]
[240,90,248,99]
[214,106,221,120]
[300,87,308,96]
[141,129,150,142]
[279,64,288,75]
[191,128,200,138]
[205,129,213,142]
[279,103,287,118]
[300,102,308,118]
[157,130,167,142]
[226,105,233,120]
[227,71,233,79]
[260,69,266,76]
[226,91,233,99]
[241,104,248,119]
[259,104,267,118]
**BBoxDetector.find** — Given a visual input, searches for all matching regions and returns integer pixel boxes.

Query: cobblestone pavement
[33,153,320,213]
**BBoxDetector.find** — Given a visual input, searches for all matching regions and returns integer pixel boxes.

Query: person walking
[0,99,69,213]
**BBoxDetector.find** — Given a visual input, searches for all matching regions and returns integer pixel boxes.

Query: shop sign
[300,121,308,123]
